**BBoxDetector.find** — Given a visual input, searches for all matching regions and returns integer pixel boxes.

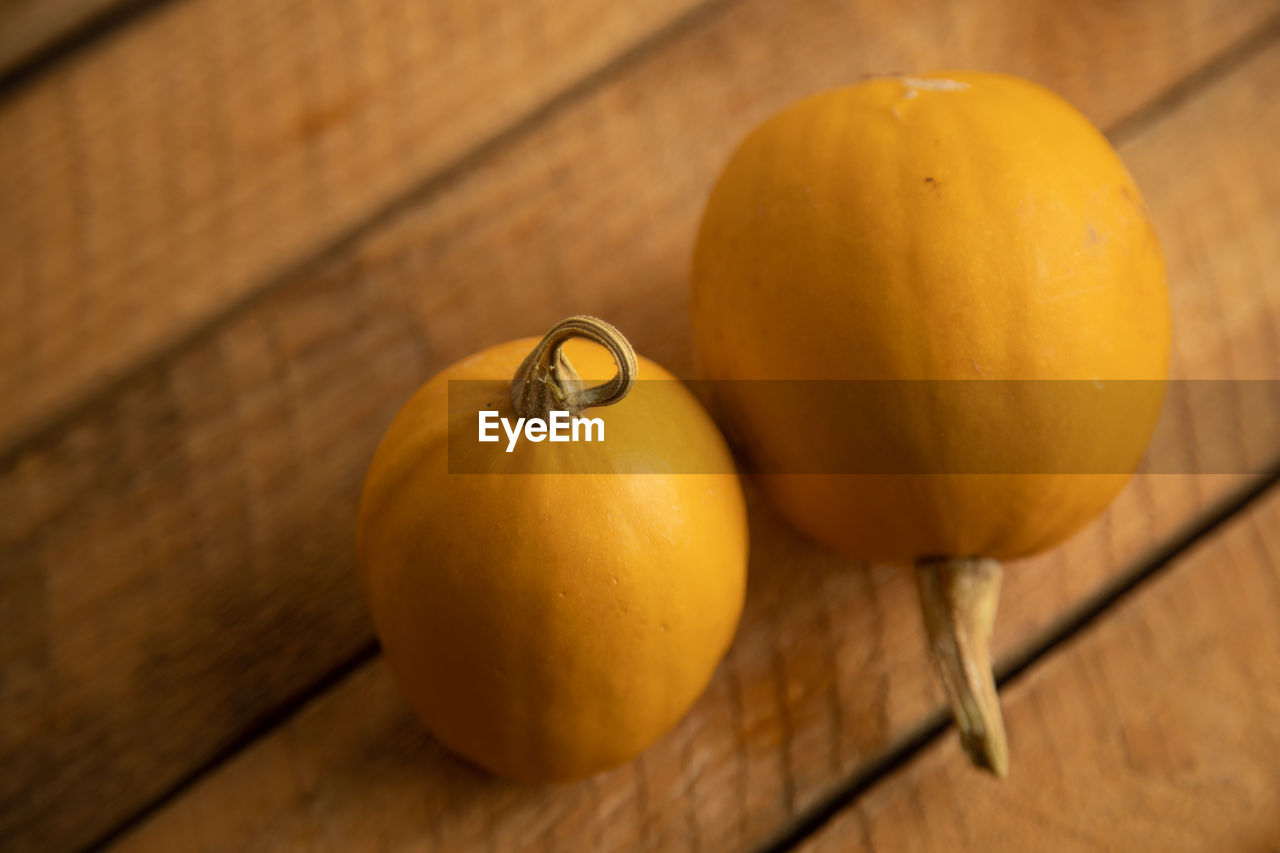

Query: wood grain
[73,17,1280,853]
[0,0,710,451]
[801,485,1280,853]
[0,0,137,77]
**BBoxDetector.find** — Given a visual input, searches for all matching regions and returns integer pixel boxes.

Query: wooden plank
[0,0,710,451]
[800,486,1280,853]
[84,17,1280,853]
[0,0,137,78]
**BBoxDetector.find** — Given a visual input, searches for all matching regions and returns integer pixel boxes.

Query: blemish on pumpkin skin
[900,77,970,92]
[891,87,917,118]
[892,76,968,117]
[1087,225,1100,245]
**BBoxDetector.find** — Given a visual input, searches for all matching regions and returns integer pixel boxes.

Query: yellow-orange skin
[356,338,747,782]
[692,72,1170,562]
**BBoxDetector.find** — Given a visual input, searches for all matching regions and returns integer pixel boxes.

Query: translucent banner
[445,380,1280,475]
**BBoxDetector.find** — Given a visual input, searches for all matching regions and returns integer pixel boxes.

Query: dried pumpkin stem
[511,315,639,420]
[916,556,1008,777]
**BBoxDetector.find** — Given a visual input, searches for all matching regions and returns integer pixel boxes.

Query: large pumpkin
[691,72,1170,774]
[358,317,748,782]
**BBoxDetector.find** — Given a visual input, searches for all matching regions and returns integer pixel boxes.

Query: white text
[478,410,604,452]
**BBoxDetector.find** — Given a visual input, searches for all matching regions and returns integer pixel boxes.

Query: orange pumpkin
[357,316,747,781]
[691,72,1170,775]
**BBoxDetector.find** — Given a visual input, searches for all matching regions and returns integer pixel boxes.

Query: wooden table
[3,1,1278,850]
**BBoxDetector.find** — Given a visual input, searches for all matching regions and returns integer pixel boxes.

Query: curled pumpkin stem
[511,315,639,419]
[916,556,1008,777]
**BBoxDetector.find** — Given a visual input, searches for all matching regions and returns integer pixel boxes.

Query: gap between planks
[795,472,1280,851]
[759,462,1280,853]
[0,0,172,95]
[82,13,1280,852]
[0,0,740,468]
[82,638,381,853]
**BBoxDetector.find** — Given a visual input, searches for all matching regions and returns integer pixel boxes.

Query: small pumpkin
[357,316,748,782]
[691,72,1170,775]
